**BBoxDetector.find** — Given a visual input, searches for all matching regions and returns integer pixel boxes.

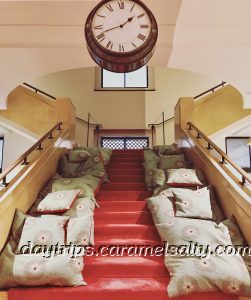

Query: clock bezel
[85,0,158,72]
[90,0,152,54]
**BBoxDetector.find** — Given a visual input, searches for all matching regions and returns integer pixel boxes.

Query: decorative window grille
[101,137,149,150]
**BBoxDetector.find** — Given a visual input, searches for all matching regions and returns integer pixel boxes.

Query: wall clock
[85,0,158,73]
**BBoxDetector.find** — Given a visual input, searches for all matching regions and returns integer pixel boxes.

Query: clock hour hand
[104,24,122,33]
[104,16,134,33]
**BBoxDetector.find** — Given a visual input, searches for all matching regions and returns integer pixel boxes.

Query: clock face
[91,0,152,53]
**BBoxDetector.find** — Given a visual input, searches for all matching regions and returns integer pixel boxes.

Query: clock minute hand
[121,16,134,27]
[104,17,134,33]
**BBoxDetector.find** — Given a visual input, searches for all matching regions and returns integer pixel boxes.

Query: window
[102,66,148,88]
[225,137,251,172]
[101,137,149,150]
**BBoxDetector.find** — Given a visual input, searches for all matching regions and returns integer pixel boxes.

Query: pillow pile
[37,189,81,214]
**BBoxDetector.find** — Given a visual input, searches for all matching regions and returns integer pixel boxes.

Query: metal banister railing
[148,112,174,146]
[76,113,102,147]
[187,122,251,186]
[194,81,227,100]
[0,122,62,187]
[23,83,56,100]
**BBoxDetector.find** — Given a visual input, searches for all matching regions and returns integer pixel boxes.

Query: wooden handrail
[194,81,227,100]
[23,83,56,100]
[0,122,62,187]
[187,122,251,186]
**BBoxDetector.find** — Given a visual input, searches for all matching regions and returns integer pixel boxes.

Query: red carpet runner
[9,149,237,300]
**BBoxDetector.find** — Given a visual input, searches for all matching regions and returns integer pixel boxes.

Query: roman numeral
[140,25,149,29]
[97,33,105,40]
[118,1,124,9]
[138,13,145,19]
[97,14,105,18]
[94,25,103,30]
[106,4,113,11]
[130,3,135,11]
[119,44,125,52]
[137,34,146,41]
[132,42,137,48]
[106,41,113,50]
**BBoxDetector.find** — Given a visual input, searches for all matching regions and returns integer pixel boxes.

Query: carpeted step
[98,201,148,211]
[108,162,142,169]
[94,237,160,247]
[9,277,172,300]
[112,152,143,159]
[96,191,152,201]
[109,174,144,183]
[84,256,168,278]
[102,182,146,191]
[110,158,143,163]
[108,168,144,176]
[112,149,143,154]
[94,224,157,239]
[9,279,235,300]
[95,211,153,224]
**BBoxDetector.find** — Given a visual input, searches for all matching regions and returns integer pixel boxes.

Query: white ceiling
[0,0,251,108]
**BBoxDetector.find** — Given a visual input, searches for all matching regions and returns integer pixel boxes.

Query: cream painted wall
[145,68,219,145]
[30,67,145,146]
[29,67,219,146]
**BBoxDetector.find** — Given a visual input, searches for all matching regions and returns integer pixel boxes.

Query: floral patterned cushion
[0,251,86,288]
[155,144,182,156]
[147,194,175,224]
[144,149,159,162]
[158,154,187,170]
[156,217,231,248]
[100,148,112,166]
[80,154,104,171]
[8,209,27,252]
[68,150,90,162]
[0,243,16,289]
[155,186,224,222]
[144,169,165,191]
[173,187,213,219]
[52,178,96,198]
[37,189,81,214]
[16,216,69,254]
[153,169,166,187]
[63,197,96,218]
[207,185,225,223]
[166,168,203,187]
[165,253,250,297]
[58,156,82,178]
[67,215,94,246]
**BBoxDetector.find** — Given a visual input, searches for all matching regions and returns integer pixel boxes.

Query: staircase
[83,149,170,300]
[9,149,236,300]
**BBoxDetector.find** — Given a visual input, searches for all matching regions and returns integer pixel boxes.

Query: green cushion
[59,155,81,177]
[0,243,15,289]
[158,154,186,170]
[144,149,158,162]
[68,150,90,162]
[100,148,112,166]
[52,178,95,198]
[155,144,182,156]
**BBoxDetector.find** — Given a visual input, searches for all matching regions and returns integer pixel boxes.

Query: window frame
[101,66,149,89]
[94,66,155,91]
